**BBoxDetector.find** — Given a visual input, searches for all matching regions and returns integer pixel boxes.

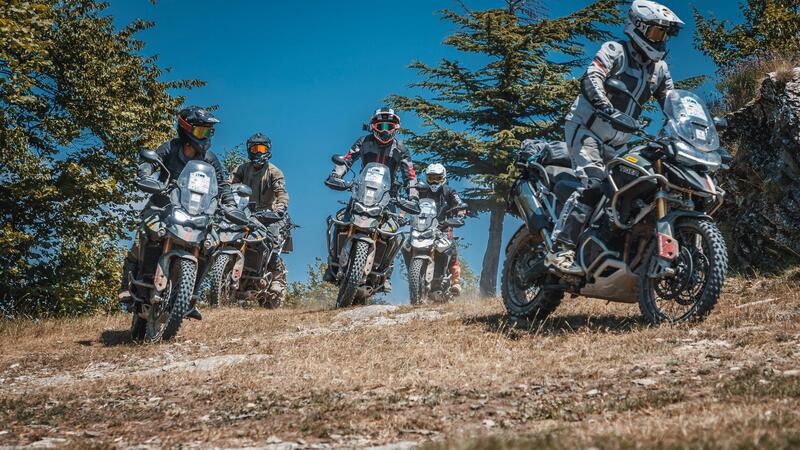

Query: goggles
[179,116,215,139]
[249,143,270,154]
[427,173,445,184]
[372,121,399,132]
[644,24,668,43]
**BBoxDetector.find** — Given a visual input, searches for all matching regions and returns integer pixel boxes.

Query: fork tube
[162,238,172,253]
[654,160,667,219]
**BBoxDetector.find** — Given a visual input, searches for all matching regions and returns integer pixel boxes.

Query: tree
[695,0,800,68]
[389,0,620,297]
[695,1,800,112]
[0,0,201,316]
[285,258,339,308]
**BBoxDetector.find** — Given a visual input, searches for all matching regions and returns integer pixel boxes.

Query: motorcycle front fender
[154,250,198,292]
[220,249,245,281]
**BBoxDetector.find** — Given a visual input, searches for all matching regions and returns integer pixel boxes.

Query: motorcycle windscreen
[355,162,392,207]
[413,198,438,232]
[176,160,219,216]
[662,90,720,152]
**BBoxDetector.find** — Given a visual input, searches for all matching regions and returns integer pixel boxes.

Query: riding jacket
[565,40,674,148]
[334,135,417,188]
[231,162,289,212]
[418,183,464,223]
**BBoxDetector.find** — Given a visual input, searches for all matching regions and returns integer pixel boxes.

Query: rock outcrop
[719,67,800,271]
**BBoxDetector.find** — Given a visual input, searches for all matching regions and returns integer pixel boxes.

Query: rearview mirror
[234,184,253,197]
[444,217,465,228]
[604,78,631,96]
[331,155,347,166]
[140,150,161,164]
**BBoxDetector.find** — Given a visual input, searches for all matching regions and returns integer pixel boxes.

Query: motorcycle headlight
[353,202,382,216]
[173,209,191,224]
[674,140,721,171]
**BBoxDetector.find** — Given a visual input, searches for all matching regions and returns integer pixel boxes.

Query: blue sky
[107,0,742,302]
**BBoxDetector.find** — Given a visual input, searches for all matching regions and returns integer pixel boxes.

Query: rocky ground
[1,275,799,449]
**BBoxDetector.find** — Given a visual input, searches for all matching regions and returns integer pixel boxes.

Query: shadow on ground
[464,312,647,338]
[99,329,136,347]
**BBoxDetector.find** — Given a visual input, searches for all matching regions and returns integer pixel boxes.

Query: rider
[119,107,235,313]
[230,133,291,305]
[418,163,467,296]
[547,0,683,275]
[325,108,418,293]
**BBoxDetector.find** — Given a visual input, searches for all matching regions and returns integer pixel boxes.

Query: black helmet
[246,133,272,164]
[369,108,400,145]
[177,106,220,156]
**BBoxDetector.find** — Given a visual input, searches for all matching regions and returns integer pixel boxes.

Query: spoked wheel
[501,228,562,321]
[146,258,196,342]
[408,258,427,305]
[640,219,727,324]
[336,241,370,308]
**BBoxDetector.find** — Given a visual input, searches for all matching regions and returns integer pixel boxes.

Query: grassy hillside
[1,275,799,449]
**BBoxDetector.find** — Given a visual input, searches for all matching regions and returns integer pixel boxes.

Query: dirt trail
[1,276,799,449]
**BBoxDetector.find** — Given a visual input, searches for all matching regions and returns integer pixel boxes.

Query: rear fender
[154,250,198,292]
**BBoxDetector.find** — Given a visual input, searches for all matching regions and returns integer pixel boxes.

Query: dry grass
[1,276,799,449]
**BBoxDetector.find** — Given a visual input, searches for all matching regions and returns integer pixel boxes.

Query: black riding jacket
[418,183,464,223]
[334,135,417,188]
[138,138,234,207]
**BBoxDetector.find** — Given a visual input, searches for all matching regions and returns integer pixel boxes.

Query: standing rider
[325,108,418,293]
[418,163,467,296]
[547,0,683,274]
[119,107,235,315]
[230,133,291,306]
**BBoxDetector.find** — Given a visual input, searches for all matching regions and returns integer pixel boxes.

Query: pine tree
[389,0,620,297]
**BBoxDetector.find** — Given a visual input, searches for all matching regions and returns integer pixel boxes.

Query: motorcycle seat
[546,166,582,204]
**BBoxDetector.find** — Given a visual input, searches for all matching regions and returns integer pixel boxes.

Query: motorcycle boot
[448,257,462,296]
[267,257,288,307]
[547,192,594,276]
[118,253,138,305]
[382,265,393,293]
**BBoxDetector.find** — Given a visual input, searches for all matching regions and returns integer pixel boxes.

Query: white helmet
[425,163,446,193]
[624,0,684,62]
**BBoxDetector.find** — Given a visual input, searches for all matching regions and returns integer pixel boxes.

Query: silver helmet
[425,163,446,193]
[624,0,684,62]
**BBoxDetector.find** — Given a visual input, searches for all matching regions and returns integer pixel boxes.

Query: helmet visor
[427,172,445,185]
[249,143,270,154]
[645,24,668,43]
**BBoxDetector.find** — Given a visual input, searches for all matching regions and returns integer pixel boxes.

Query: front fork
[652,160,678,279]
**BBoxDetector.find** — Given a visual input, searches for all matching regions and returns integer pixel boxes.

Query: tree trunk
[479,205,505,298]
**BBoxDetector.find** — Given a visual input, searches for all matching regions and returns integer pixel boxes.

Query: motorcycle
[201,183,287,308]
[502,81,732,324]
[127,150,248,342]
[401,197,466,305]
[325,156,420,308]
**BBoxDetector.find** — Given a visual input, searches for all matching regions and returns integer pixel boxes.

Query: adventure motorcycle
[325,157,420,308]
[201,184,286,308]
[502,82,732,324]
[127,150,248,342]
[401,197,465,305]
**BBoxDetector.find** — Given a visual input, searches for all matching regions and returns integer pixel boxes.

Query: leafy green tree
[0,0,201,316]
[695,1,800,111]
[389,0,620,297]
[695,0,800,67]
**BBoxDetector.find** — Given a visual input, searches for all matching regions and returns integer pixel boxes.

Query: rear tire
[336,241,370,308]
[408,258,426,305]
[501,227,562,321]
[146,258,196,342]
[640,219,727,324]
[207,254,233,307]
